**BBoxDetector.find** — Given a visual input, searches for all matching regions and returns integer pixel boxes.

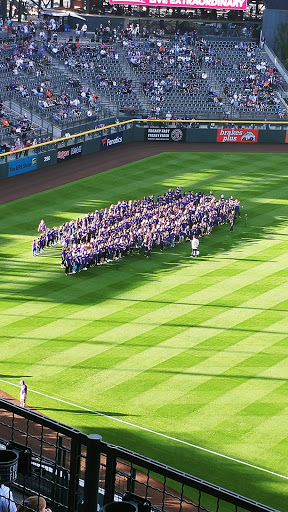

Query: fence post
[103,447,117,506]
[84,434,102,512]
[127,467,136,494]
[68,435,82,512]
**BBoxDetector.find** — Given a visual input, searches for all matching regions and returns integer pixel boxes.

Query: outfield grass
[0,151,288,511]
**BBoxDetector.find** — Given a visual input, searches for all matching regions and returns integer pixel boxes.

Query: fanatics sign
[217,128,258,143]
[101,131,123,149]
[110,0,247,9]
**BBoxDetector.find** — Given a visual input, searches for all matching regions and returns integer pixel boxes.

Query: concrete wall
[262,9,288,57]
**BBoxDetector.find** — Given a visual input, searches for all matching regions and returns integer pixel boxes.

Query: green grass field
[0,151,288,511]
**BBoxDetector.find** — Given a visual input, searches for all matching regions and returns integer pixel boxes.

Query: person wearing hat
[17,496,52,512]
[19,380,27,408]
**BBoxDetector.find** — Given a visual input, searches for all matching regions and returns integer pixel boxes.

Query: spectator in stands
[75,24,80,39]
[0,484,17,512]
[17,496,52,512]
[81,23,87,37]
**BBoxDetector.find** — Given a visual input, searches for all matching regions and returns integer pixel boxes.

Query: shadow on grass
[71,425,287,512]
[0,374,32,378]
[1,360,287,382]
[1,211,287,306]
[30,407,138,417]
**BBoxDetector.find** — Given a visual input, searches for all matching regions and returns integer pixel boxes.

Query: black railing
[0,399,281,512]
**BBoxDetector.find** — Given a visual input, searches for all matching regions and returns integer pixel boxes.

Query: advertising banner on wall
[57,143,83,162]
[8,154,38,177]
[217,128,258,143]
[100,131,123,150]
[285,130,288,143]
[145,127,186,142]
[110,0,247,9]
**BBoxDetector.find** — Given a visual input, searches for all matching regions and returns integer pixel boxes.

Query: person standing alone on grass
[19,380,27,407]
[190,235,199,257]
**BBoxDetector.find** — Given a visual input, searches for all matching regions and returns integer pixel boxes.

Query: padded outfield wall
[0,119,287,181]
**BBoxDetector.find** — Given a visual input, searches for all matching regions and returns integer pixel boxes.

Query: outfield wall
[0,119,287,180]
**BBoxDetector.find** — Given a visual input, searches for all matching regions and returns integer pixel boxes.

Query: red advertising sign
[217,128,258,143]
[285,130,288,143]
[110,0,247,9]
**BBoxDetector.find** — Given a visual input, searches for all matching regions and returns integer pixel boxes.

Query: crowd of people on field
[32,188,240,275]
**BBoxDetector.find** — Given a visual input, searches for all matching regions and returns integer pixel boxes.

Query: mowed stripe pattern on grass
[0,152,288,510]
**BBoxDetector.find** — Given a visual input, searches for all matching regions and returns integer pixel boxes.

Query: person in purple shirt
[32,240,37,256]
[34,189,240,273]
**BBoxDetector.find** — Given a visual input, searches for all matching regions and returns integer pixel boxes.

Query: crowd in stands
[33,188,240,275]
[0,36,105,135]
[37,82,101,122]
[125,32,201,72]
[2,40,103,119]
[122,34,285,118]
[45,38,138,114]
[0,97,44,152]
[41,24,286,120]
[208,40,283,114]
[0,18,286,153]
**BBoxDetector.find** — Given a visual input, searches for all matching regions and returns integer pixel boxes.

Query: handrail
[0,399,282,512]
[1,118,288,159]
[263,43,288,86]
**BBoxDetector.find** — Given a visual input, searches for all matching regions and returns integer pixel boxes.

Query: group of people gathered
[33,188,240,275]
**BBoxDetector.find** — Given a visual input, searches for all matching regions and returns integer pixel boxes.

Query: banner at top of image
[109,0,247,10]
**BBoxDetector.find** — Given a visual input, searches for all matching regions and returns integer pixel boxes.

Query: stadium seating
[0,28,286,150]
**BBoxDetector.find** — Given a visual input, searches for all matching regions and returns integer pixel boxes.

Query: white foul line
[1,378,287,481]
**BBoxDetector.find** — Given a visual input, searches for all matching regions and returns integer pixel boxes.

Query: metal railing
[263,43,288,87]
[0,399,282,512]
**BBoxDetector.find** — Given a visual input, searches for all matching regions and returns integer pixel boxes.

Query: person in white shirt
[0,484,17,512]
[190,235,199,257]
[81,23,87,37]
[19,380,27,407]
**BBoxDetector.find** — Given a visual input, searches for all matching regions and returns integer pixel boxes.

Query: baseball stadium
[0,1,288,512]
